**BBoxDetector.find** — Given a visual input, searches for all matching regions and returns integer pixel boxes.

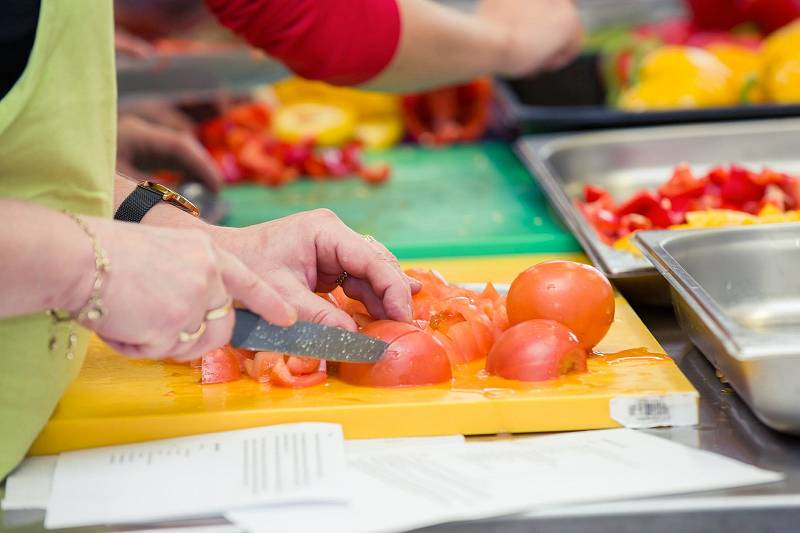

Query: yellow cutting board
[30,254,696,455]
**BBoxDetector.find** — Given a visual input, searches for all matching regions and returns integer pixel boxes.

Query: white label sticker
[610,393,698,429]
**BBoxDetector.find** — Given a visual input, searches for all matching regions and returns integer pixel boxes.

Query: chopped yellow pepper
[272,77,404,148]
[273,102,357,147]
[615,206,800,256]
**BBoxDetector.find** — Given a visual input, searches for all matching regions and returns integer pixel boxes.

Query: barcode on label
[610,394,698,429]
[628,399,670,420]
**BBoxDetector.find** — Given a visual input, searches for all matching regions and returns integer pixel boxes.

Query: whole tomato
[506,261,615,350]
[338,321,452,387]
[486,320,587,382]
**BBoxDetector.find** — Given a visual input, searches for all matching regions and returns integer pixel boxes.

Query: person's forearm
[362,0,507,92]
[0,200,95,318]
[114,173,230,238]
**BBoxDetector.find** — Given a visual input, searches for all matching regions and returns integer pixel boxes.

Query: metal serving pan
[515,118,800,304]
[496,50,800,133]
[636,224,800,434]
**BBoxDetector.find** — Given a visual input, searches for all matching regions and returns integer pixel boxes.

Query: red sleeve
[206,0,401,85]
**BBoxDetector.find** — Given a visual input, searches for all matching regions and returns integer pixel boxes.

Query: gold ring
[178,321,206,343]
[336,271,349,286]
[205,297,233,321]
[362,234,377,244]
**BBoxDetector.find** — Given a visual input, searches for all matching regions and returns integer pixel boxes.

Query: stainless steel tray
[636,224,800,434]
[515,118,800,304]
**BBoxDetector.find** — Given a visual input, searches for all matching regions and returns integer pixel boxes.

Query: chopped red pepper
[578,163,800,243]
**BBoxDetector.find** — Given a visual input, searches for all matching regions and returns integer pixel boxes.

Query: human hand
[117,112,223,191]
[115,28,155,58]
[477,0,583,77]
[69,218,296,361]
[212,209,421,331]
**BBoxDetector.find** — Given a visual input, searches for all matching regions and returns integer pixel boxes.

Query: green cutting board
[220,141,579,259]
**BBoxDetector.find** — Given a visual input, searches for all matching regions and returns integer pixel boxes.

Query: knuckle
[163,300,191,326]
[185,273,208,301]
[311,208,338,221]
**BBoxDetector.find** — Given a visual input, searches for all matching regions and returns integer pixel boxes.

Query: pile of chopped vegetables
[578,163,800,254]
[198,101,390,187]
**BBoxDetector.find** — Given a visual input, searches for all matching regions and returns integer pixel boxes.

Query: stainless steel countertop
[4,306,800,533]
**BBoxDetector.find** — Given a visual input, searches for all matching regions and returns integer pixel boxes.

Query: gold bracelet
[47,211,110,359]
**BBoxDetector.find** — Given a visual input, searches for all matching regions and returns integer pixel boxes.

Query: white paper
[0,435,465,514]
[229,429,782,533]
[611,393,698,428]
[45,423,346,529]
[344,435,465,455]
[2,456,57,510]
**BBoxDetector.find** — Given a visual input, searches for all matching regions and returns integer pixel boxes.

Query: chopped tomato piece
[201,347,242,384]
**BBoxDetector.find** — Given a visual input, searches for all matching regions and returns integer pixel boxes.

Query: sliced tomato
[201,347,242,384]
[327,286,369,317]
[270,358,327,388]
[243,351,283,383]
[338,321,452,387]
[245,351,327,388]
[486,319,587,382]
[406,268,455,320]
[286,356,322,375]
[428,296,495,360]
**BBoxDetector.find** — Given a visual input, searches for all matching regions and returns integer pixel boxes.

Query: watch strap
[114,185,164,223]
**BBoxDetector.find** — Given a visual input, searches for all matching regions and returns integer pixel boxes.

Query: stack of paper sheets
[1,424,782,533]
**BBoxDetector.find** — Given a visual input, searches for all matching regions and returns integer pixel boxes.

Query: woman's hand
[117,112,224,191]
[477,0,583,76]
[70,218,296,361]
[210,209,421,331]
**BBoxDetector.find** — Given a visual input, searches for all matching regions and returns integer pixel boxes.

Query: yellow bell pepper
[618,46,737,111]
[273,102,357,147]
[272,77,403,148]
[765,52,800,103]
[762,19,800,65]
[354,119,404,150]
[707,44,764,103]
[613,206,800,257]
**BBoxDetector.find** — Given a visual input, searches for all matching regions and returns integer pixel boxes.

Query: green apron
[0,0,116,479]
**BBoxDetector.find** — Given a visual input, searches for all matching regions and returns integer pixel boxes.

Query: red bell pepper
[615,191,676,228]
[737,0,800,33]
[719,165,766,206]
[685,0,747,30]
[402,78,492,146]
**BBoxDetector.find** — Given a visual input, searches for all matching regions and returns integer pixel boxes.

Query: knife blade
[230,308,388,363]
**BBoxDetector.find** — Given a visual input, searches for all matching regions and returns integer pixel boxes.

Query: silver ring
[178,321,206,343]
[205,297,233,321]
[336,271,349,287]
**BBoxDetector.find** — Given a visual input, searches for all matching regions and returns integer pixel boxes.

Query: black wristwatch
[115,181,200,223]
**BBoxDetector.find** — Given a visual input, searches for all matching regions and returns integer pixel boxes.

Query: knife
[230,308,388,363]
